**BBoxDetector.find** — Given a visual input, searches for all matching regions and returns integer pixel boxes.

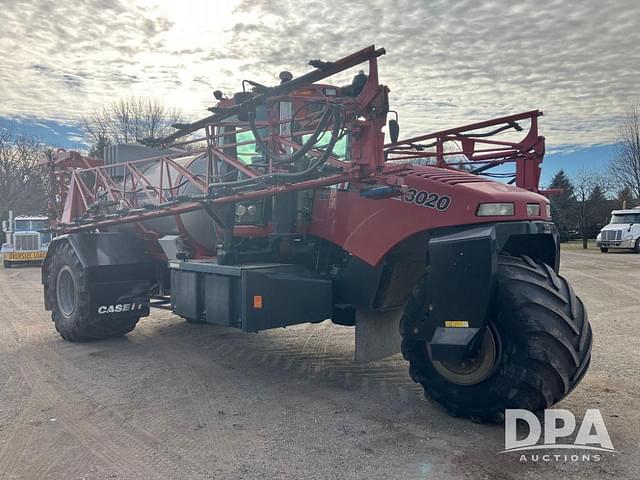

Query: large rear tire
[401,255,592,423]
[47,242,141,341]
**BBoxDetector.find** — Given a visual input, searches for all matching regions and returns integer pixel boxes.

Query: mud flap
[354,308,402,362]
[42,233,158,317]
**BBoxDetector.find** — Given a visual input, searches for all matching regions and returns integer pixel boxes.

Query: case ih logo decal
[403,189,451,211]
[97,303,146,314]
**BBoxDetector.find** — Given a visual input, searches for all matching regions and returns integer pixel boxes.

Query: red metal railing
[384,110,545,191]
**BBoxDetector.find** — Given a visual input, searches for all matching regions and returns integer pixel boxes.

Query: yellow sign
[4,251,46,261]
[445,320,470,328]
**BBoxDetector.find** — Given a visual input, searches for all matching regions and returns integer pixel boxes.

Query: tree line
[547,169,630,248]
[548,107,640,248]
[0,130,51,220]
[0,98,180,243]
[83,97,182,158]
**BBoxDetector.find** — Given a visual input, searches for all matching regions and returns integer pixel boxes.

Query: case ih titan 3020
[42,46,591,422]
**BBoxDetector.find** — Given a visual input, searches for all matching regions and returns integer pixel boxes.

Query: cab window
[611,213,640,224]
[302,132,348,161]
[236,130,260,165]
[14,220,29,231]
[31,220,48,230]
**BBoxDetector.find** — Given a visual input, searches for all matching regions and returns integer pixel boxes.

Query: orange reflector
[253,295,263,309]
[294,88,318,96]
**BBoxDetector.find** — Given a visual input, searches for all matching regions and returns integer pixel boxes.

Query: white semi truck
[596,207,640,253]
[1,211,51,267]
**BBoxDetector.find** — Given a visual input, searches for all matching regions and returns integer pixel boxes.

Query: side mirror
[389,118,400,144]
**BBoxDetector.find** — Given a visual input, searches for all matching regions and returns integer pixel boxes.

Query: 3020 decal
[403,189,451,211]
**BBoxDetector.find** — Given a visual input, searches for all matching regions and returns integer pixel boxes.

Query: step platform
[169,260,332,332]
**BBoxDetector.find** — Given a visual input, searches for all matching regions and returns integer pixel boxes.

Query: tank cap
[279,71,293,83]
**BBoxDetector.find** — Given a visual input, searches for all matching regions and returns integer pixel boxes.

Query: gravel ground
[0,249,638,479]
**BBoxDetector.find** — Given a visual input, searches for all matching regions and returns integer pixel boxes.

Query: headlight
[624,234,633,239]
[527,203,541,216]
[477,203,514,216]
[235,204,247,217]
[596,233,602,240]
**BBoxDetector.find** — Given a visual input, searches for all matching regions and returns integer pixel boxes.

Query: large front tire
[401,255,592,423]
[47,243,141,341]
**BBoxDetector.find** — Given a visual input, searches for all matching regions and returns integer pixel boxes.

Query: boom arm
[148,46,386,147]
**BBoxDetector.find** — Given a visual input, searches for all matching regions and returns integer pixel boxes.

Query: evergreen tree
[89,134,110,160]
[587,184,610,236]
[548,170,577,242]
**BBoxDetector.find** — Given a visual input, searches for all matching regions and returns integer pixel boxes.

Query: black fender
[42,232,160,315]
[404,221,559,361]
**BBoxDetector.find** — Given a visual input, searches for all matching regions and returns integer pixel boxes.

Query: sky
[0,0,638,185]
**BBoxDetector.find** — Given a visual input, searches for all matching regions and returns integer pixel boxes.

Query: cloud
[0,0,638,149]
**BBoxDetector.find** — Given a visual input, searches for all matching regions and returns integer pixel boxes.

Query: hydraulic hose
[247,101,333,163]
[207,104,344,193]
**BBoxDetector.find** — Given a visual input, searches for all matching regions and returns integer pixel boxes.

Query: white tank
[111,153,219,252]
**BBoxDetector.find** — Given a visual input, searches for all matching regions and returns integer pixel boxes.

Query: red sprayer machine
[42,46,591,422]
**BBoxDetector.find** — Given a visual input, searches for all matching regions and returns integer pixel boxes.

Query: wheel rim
[56,266,77,318]
[428,324,502,386]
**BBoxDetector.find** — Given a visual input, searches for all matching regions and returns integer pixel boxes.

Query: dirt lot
[0,249,638,479]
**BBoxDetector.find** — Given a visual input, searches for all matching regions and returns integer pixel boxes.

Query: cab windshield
[302,132,348,161]
[236,130,260,165]
[31,220,48,230]
[611,213,640,224]
[13,219,48,231]
[14,220,30,231]
[235,130,348,164]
